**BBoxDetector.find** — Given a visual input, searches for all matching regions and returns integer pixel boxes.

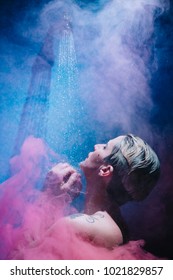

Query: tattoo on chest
[69,213,85,219]
[69,212,105,223]
[86,212,105,223]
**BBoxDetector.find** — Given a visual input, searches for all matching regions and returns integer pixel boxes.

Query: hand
[44,163,82,200]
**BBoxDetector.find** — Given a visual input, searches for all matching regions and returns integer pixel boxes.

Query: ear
[98,165,114,177]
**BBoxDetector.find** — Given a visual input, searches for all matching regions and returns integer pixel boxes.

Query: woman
[44,134,160,249]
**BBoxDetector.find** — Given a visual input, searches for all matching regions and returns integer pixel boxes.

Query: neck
[84,174,110,215]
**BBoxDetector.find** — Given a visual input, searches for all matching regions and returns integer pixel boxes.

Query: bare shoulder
[65,211,123,248]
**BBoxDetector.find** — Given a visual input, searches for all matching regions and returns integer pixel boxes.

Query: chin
[79,160,86,169]
[79,161,92,174]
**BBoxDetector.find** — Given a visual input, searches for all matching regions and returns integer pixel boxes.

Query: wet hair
[104,134,160,203]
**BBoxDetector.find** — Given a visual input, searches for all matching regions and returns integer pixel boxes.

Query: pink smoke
[0,136,161,260]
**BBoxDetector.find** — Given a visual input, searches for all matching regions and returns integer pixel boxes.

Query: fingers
[44,163,82,199]
[51,163,70,171]
[44,163,73,190]
[51,163,76,178]
[51,163,80,185]
[61,172,81,190]
[61,172,82,198]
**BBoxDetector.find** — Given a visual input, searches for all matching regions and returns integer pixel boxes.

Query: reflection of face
[80,136,125,170]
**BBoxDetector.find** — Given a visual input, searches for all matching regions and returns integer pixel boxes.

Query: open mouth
[88,152,93,157]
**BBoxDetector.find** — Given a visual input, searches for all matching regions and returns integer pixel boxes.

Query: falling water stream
[47,18,84,163]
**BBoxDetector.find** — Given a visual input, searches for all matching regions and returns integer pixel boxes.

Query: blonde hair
[104,134,160,201]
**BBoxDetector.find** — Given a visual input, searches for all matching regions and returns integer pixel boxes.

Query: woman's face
[80,136,125,170]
